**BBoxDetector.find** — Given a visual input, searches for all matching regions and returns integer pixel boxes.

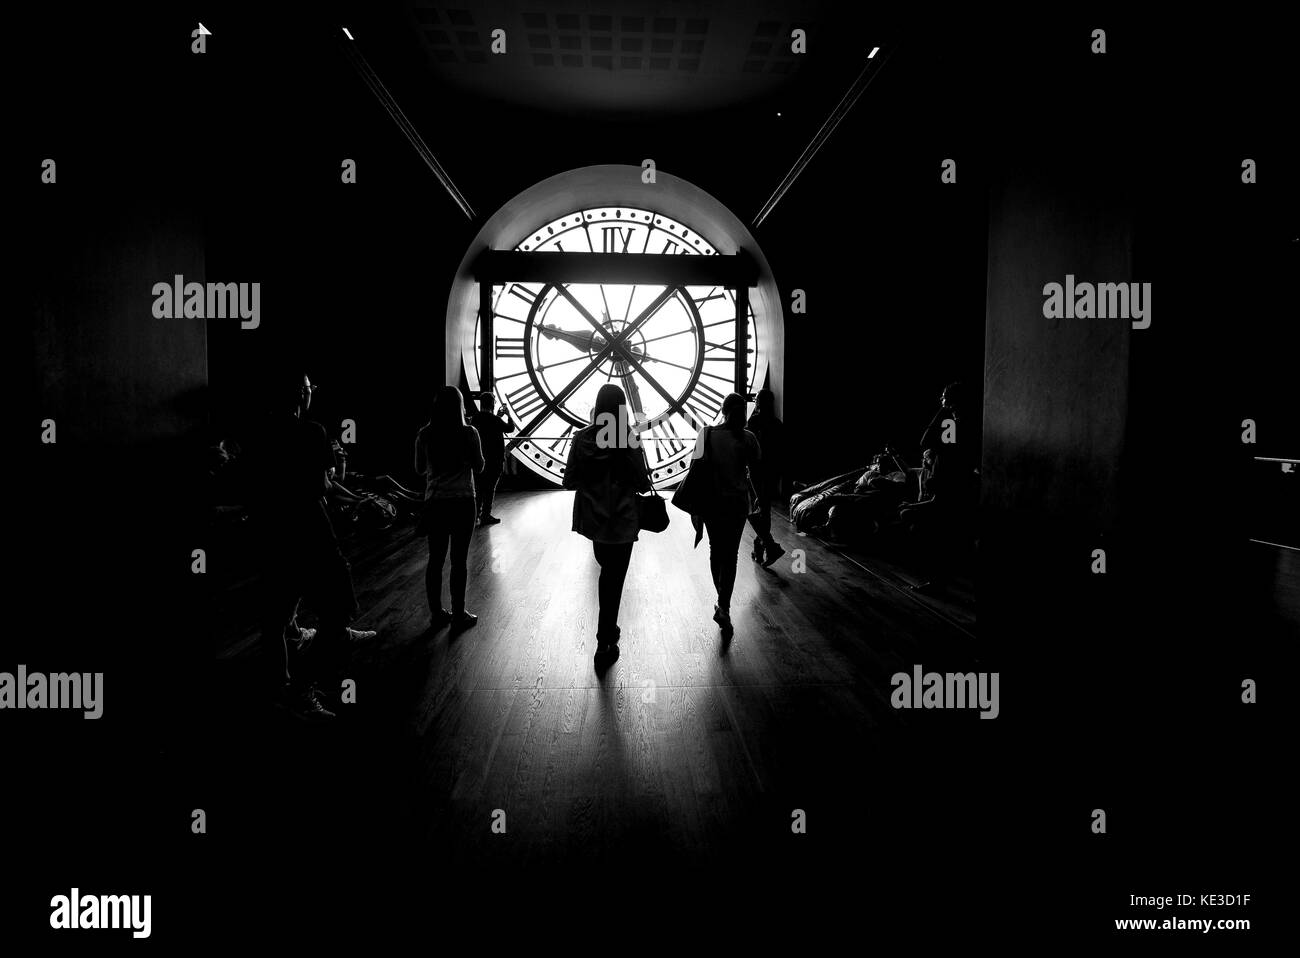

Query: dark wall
[17,13,212,876]
[31,198,207,449]
[973,13,1299,593]
[981,160,1132,536]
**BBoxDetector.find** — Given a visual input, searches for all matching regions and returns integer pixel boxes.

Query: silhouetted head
[592,383,627,424]
[721,392,746,431]
[940,382,965,413]
[276,370,314,417]
[479,393,496,414]
[430,385,467,432]
[756,388,776,416]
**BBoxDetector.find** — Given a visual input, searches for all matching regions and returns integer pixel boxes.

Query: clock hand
[601,286,678,357]
[552,285,608,336]
[544,286,675,383]
[508,289,676,457]
[616,362,647,429]
[604,344,683,418]
[504,350,609,455]
[539,324,603,353]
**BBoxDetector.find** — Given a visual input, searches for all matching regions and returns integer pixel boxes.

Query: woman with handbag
[675,393,762,636]
[563,384,653,662]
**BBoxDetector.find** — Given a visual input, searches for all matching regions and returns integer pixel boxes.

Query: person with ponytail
[563,383,652,663]
[414,386,483,629]
[697,393,762,636]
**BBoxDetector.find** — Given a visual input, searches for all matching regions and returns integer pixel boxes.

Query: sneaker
[761,542,786,568]
[480,515,502,526]
[452,610,478,629]
[287,626,316,652]
[594,642,621,664]
[278,687,336,723]
[712,604,733,635]
[346,627,377,642]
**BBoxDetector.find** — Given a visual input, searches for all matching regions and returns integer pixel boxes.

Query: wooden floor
[204,489,986,889]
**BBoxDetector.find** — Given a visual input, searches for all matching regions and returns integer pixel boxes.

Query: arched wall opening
[445,164,785,425]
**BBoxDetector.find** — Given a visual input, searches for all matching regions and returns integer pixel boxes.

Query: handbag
[636,489,670,533]
[635,447,669,533]
[671,426,716,516]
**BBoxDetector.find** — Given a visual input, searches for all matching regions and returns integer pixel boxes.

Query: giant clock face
[467,206,761,487]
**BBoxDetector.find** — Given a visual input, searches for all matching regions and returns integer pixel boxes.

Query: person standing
[253,371,372,722]
[563,384,652,663]
[699,393,762,636]
[469,393,515,526]
[415,386,483,629]
[746,388,786,567]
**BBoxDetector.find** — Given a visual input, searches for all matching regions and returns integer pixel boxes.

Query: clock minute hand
[617,364,646,429]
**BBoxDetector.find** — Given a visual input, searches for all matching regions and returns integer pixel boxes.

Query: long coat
[563,425,652,544]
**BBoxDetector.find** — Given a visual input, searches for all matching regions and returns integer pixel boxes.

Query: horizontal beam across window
[473,249,758,286]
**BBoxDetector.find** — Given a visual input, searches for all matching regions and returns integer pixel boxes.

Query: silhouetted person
[900,381,977,590]
[253,371,367,722]
[470,393,515,526]
[700,393,762,636]
[563,384,652,663]
[415,386,483,629]
[746,388,786,567]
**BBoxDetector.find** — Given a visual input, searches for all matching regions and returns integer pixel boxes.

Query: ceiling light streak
[753,41,897,228]
[339,33,475,220]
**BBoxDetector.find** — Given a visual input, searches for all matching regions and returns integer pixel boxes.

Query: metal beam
[473,250,758,287]
[734,285,749,395]
[479,281,493,392]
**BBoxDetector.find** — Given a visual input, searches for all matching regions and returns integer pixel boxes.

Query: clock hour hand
[542,323,647,362]
[540,324,603,353]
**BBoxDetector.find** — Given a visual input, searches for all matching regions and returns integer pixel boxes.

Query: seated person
[898,383,978,589]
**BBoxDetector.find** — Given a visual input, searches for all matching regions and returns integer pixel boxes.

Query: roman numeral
[508,283,539,307]
[505,382,548,421]
[602,227,633,253]
[703,341,753,362]
[681,380,726,427]
[661,238,685,255]
[648,421,685,460]
[495,337,525,359]
[691,290,727,309]
[546,425,575,456]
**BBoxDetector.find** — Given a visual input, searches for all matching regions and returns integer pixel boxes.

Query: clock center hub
[593,318,649,365]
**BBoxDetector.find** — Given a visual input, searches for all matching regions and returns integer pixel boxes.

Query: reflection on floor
[203,489,991,894]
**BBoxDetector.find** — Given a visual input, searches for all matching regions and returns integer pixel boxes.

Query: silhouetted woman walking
[700,393,761,635]
[414,386,483,629]
[563,384,652,662]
